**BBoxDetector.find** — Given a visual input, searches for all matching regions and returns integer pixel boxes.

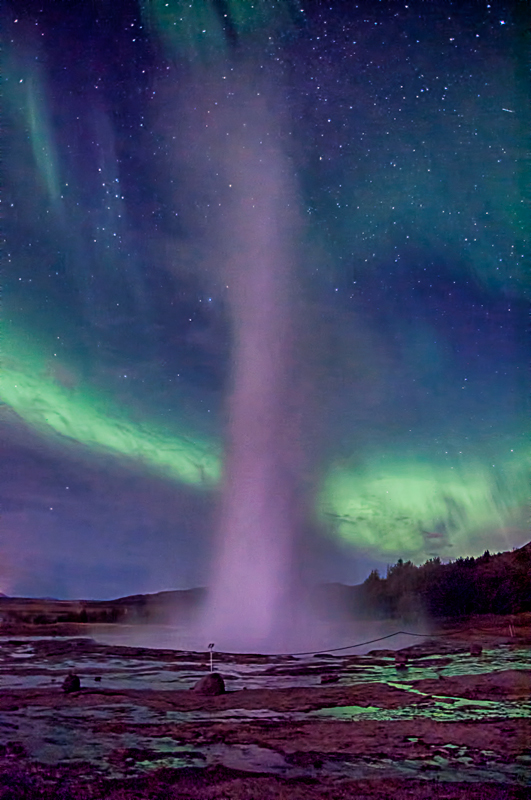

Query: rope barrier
[277,622,507,657]
[280,629,430,657]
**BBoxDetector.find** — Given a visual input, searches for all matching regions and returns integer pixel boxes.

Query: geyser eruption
[204,95,304,651]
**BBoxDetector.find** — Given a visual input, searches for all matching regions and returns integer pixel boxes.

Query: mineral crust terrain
[0,613,529,799]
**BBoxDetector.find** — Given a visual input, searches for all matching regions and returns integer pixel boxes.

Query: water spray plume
[200,90,305,652]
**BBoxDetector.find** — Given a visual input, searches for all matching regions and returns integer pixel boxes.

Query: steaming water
[201,94,304,652]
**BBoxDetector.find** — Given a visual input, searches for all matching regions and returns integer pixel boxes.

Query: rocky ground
[0,615,529,798]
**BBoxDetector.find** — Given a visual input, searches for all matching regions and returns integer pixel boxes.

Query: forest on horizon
[353,542,531,620]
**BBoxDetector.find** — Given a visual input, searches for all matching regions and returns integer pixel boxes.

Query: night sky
[2,0,529,600]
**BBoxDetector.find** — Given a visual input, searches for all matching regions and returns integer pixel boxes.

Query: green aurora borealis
[1,325,220,489]
[2,317,527,564]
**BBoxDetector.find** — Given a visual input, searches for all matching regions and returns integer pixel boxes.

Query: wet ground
[0,619,529,798]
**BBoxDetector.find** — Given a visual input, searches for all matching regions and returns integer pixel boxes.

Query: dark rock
[62,672,81,693]
[367,649,395,657]
[191,672,225,695]
[285,751,323,768]
[6,741,26,758]
[395,652,408,670]
[470,643,483,656]
[320,673,340,684]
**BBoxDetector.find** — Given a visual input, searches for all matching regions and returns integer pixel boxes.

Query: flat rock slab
[412,669,531,700]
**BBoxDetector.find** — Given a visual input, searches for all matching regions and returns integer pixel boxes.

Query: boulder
[394,652,408,670]
[469,643,483,657]
[191,672,225,695]
[321,673,340,684]
[62,672,81,693]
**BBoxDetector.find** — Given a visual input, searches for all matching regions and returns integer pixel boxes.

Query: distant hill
[110,587,206,607]
[0,587,206,626]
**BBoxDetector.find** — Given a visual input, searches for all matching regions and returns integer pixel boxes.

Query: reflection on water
[338,646,531,686]
[91,621,431,656]
[312,697,531,722]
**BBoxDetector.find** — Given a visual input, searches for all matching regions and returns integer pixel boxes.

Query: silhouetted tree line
[15,608,122,625]
[359,544,531,619]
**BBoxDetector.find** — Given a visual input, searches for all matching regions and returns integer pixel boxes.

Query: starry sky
[2,0,529,600]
